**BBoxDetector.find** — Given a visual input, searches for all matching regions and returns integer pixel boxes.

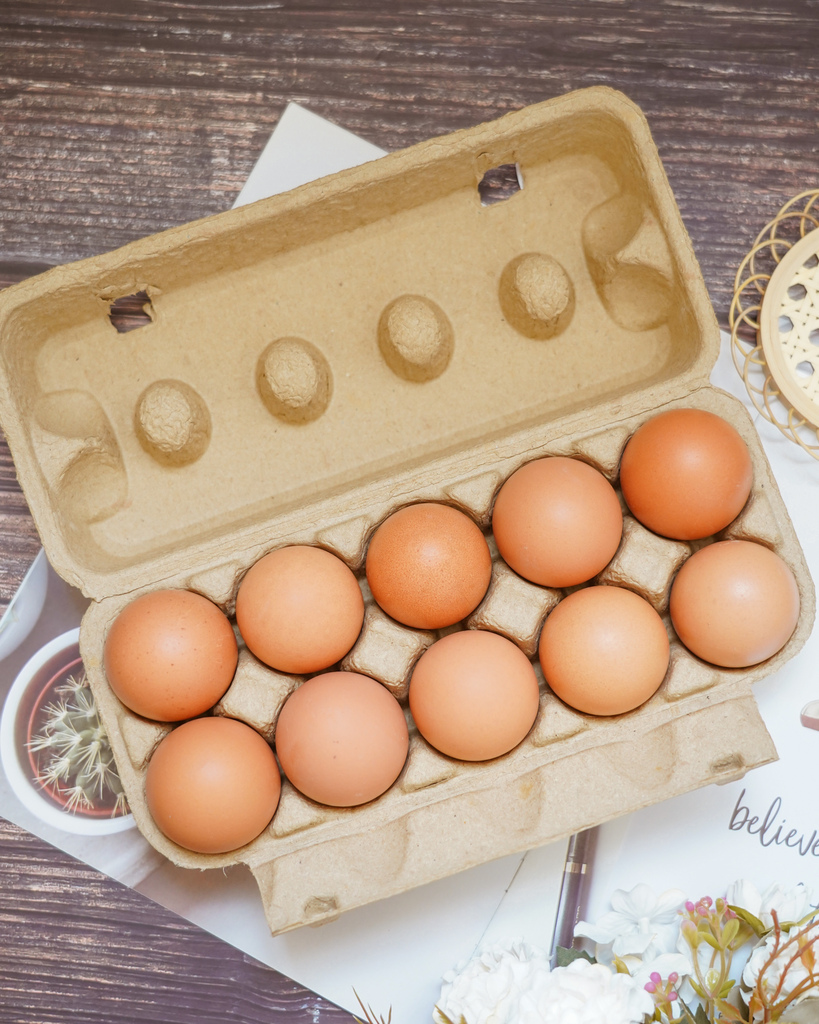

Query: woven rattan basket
[730,189,819,458]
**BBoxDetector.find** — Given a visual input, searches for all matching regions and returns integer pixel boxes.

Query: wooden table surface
[1,2,818,1020]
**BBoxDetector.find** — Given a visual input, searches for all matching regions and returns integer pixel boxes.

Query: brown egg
[619,408,753,540]
[539,585,669,715]
[669,540,800,667]
[235,545,364,674]
[366,503,492,629]
[104,589,238,722]
[492,457,623,587]
[145,716,281,854]
[409,630,540,761]
[275,671,409,807]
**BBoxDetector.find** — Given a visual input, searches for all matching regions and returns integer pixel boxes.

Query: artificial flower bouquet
[417,881,819,1024]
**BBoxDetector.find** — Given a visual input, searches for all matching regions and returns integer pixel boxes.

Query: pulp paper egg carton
[0,88,813,936]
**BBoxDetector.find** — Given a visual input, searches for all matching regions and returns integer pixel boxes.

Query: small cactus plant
[27,670,128,817]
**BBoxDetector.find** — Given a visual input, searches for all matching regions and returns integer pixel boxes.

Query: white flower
[521,958,653,1024]
[574,883,687,960]
[727,880,817,931]
[434,938,551,1024]
[742,931,813,1019]
[434,942,652,1024]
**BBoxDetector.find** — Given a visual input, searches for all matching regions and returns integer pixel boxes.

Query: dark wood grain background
[1,2,818,1020]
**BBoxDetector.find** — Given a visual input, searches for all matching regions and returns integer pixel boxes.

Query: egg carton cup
[0,87,813,935]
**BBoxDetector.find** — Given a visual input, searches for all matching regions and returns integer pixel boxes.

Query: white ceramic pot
[1,627,135,835]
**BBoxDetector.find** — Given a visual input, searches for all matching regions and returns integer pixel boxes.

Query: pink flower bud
[645,982,656,994]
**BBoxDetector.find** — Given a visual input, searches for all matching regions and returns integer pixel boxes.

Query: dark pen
[549,826,598,968]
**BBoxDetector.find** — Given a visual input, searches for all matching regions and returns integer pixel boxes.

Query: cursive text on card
[729,790,819,856]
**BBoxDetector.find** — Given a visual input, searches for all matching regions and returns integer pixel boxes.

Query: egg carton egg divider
[0,87,813,935]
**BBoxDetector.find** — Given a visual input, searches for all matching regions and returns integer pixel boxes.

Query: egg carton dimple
[720,489,783,549]
[467,560,560,658]
[269,780,350,839]
[596,515,690,613]
[550,425,631,480]
[663,644,724,701]
[119,714,171,772]
[399,732,464,792]
[341,605,435,701]
[213,649,299,742]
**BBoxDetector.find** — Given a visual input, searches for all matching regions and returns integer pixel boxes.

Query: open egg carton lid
[0,88,813,934]
[0,86,724,602]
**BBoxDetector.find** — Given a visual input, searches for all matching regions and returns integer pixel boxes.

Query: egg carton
[0,88,813,935]
[76,387,808,933]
